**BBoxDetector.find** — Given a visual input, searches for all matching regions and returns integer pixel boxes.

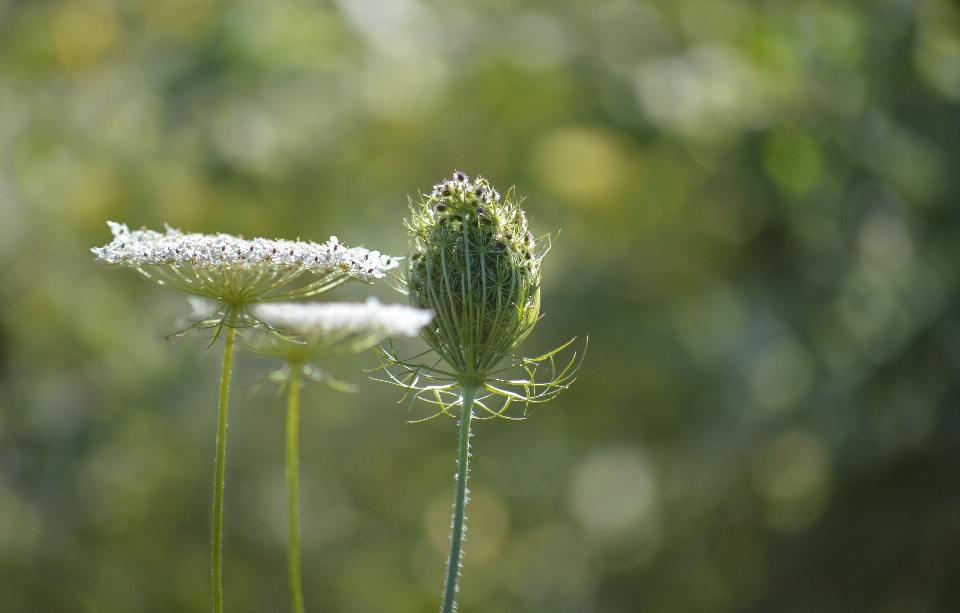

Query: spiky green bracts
[406,171,542,384]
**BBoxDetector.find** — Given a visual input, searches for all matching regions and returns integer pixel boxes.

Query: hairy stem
[286,368,305,613]
[213,326,236,613]
[440,384,477,613]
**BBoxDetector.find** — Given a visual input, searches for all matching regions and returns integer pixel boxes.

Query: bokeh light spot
[914,0,960,100]
[531,127,632,205]
[752,430,831,533]
[748,336,816,412]
[52,3,121,70]
[141,0,218,38]
[635,45,761,136]
[569,446,658,536]
[360,55,447,122]
[761,125,823,196]
[672,283,745,366]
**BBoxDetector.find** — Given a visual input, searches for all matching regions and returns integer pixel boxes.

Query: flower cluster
[244,298,431,389]
[93,221,396,281]
[254,297,433,339]
[406,171,543,381]
[429,170,501,204]
[92,222,400,335]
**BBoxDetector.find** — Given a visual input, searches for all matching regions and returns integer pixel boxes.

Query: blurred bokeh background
[1,0,959,611]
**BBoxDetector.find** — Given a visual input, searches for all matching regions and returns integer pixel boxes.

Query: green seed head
[406,171,542,382]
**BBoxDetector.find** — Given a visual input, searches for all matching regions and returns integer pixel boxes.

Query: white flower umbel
[376,172,584,613]
[241,298,431,613]
[93,222,399,334]
[92,222,398,613]
[255,297,433,348]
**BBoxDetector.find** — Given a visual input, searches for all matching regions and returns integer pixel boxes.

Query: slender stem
[286,367,306,613]
[440,384,477,613]
[212,326,236,613]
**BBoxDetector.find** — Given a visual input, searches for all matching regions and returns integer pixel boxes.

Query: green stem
[212,326,236,613]
[286,367,305,613]
[440,385,477,613]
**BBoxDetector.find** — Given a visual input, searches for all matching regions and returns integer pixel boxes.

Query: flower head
[406,172,542,383]
[252,297,432,356]
[92,222,399,336]
[378,172,583,421]
[243,298,432,388]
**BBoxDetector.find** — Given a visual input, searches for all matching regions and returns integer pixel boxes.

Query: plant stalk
[286,367,305,613]
[212,326,236,613]
[440,384,477,613]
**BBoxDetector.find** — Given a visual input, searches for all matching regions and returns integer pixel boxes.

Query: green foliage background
[1,0,959,611]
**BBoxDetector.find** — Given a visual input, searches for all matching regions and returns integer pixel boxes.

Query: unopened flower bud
[406,172,541,381]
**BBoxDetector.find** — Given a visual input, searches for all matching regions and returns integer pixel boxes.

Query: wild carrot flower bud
[378,172,583,613]
[405,172,543,384]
